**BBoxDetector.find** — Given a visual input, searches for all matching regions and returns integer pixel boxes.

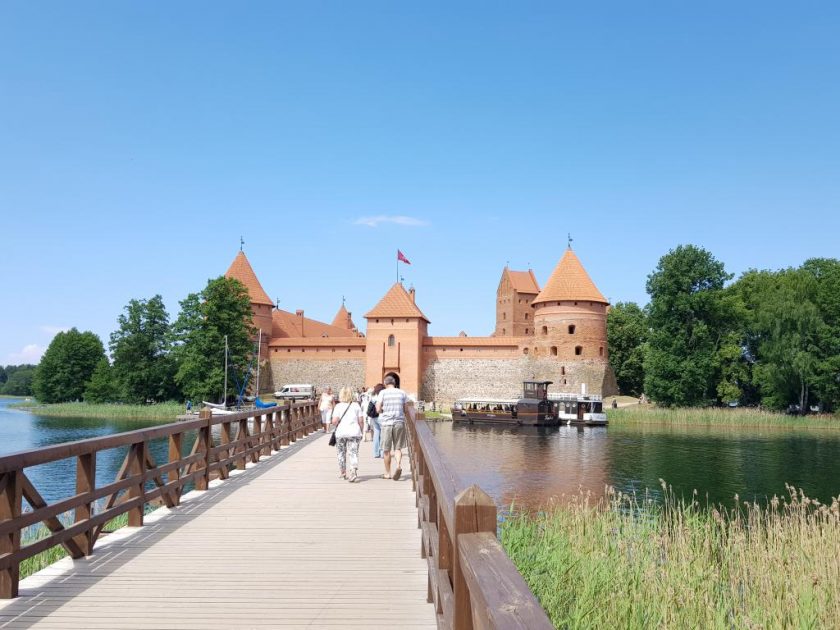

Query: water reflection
[428,421,840,511]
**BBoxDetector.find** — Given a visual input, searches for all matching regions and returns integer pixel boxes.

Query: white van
[273,384,314,400]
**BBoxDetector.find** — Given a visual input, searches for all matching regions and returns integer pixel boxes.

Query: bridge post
[280,406,289,447]
[0,471,22,598]
[168,433,182,506]
[196,418,211,491]
[128,441,146,526]
[74,453,96,555]
[452,485,497,630]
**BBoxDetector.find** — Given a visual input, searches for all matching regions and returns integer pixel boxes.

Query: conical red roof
[365,283,430,322]
[224,252,274,306]
[533,249,607,305]
[331,304,357,330]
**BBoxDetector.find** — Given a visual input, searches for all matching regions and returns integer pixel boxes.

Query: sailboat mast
[255,329,262,399]
[223,335,229,407]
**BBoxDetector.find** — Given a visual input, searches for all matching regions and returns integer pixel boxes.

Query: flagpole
[396,250,399,285]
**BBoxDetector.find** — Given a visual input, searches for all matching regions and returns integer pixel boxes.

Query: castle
[225,247,617,404]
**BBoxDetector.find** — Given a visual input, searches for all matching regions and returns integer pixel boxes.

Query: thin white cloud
[40,325,69,336]
[354,215,429,228]
[8,344,45,364]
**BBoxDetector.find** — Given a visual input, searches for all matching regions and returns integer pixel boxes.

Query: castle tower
[331,303,357,333]
[364,284,429,398]
[494,267,540,337]
[224,251,274,360]
[526,248,616,394]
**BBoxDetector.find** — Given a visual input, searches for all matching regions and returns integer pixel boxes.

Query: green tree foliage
[733,264,838,412]
[83,358,120,403]
[1,365,36,396]
[607,302,648,396]
[110,295,176,403]
[0,366,6,385]
[33,329,106,403]
[171,277,256,403]
[644,245,733,407]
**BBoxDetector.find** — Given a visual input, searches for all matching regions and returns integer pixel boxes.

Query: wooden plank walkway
[0,431,435,629]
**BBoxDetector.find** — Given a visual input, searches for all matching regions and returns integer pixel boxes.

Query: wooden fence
[0,401,320,598]
[406,413,554,630]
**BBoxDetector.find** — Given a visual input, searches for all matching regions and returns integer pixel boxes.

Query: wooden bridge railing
[406,412,553,630]
[0,400,321,598]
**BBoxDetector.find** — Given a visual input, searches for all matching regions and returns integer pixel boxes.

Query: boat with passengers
[452,381,607,427]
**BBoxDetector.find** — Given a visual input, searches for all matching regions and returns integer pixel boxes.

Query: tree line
[31,276,256,405]
[608,245,840,412]
[0,365,37,396]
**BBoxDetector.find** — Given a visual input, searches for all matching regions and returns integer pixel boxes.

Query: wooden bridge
[0,402,552,629]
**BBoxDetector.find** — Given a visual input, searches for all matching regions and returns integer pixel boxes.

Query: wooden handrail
[406,412,553,630]
[0,400,321,598]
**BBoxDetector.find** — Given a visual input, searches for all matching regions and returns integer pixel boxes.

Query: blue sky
[2,2,839,364]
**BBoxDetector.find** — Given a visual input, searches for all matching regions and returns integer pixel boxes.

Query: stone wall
[421,357,618,405]
[270,359,365,394]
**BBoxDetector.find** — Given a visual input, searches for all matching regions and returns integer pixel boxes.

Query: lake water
[428,420,840,510]
[0,398,178,509]
[3,398,839,513]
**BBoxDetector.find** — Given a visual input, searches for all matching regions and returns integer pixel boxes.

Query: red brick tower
[224,251,274,360]
[494,267,540,337]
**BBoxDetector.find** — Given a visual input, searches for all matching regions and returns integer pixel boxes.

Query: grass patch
[12,401,184,421]
[19,512,132,579]
[502,484,840,629]
[609,406,840,429]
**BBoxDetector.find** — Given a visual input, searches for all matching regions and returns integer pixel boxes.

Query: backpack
[367,400,379,418]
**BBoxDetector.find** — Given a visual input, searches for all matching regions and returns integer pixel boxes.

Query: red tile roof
[424,336,524,347]
[269,336,367,347]
[533,249,608,305]
[224,252,274,306]
[364,283,430,322]
[331,304,357,330]
[271,309,359,339]
[507,269,540,294]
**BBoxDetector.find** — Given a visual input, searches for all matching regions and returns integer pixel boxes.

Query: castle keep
[225,248,617,404]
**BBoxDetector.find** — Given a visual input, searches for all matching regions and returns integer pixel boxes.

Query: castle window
[575,346,583,356]
[542,326,548,335]
[503,312,507,320]
[563,378,567,385]
[391,319,394,325]
[525,313,529,320]
[348,349,351,352]
[405,319,409,323]
[525,328,529,334]
[387,335,395,347]
[460,348,463,352]
[376,319,380,323]
[574,301,578,306]
[502,328,506,335]
[561,366,565,375]
[551,346,558,356]
[287,349,290,353]
[523,348,529,355]
[568,325,576,334]
[599,346,604,357]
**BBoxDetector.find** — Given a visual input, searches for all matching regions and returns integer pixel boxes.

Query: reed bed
[13,401,183,421]
[609,406,840,429]
[19,513,130,579]
[501,483,840,629]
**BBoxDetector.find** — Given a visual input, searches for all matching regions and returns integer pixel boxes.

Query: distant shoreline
[11,400,183,421]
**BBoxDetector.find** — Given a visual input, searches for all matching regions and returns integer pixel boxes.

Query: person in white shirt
[332,386,364,483]
[319,387,334,433]
[375,375,410,480]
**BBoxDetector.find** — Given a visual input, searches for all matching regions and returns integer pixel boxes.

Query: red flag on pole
[397,250,411,265]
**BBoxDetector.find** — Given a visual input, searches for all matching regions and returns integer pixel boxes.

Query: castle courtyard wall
[269,358,365,394]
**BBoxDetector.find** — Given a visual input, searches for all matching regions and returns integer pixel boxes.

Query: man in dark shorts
[375,375,410,480]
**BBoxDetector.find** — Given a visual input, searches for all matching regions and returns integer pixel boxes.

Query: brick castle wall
[421,357,618,405]
[270,359,365,394]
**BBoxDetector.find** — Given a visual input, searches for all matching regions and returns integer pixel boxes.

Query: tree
[0,366,6,385]
[1,365,36,396]
[802,258,840,411]
[644,245,733,407]
[171,277,256,403]
[84,358,120,403]
[607,302,648,396]
[33,329,106,403]
[110,295,176,403]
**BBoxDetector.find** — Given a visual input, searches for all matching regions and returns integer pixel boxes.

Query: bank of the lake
[13,400,184,420]
[608,405,840,429]
[502,485,840,629]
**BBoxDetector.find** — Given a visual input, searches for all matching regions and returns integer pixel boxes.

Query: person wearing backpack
[367,383,384,458]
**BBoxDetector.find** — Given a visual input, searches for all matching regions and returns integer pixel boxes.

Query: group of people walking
[318,375,409,483]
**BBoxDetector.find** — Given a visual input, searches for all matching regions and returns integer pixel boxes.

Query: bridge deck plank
[0,432,434,629]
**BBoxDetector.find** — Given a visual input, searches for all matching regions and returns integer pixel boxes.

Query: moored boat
[453,381,560,426]
[548,393,608,426]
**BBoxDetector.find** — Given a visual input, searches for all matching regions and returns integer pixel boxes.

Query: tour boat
[453,381,608,427]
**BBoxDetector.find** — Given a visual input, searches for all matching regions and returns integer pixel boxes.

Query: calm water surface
[429,420,840,510]
[0,398,179,508]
